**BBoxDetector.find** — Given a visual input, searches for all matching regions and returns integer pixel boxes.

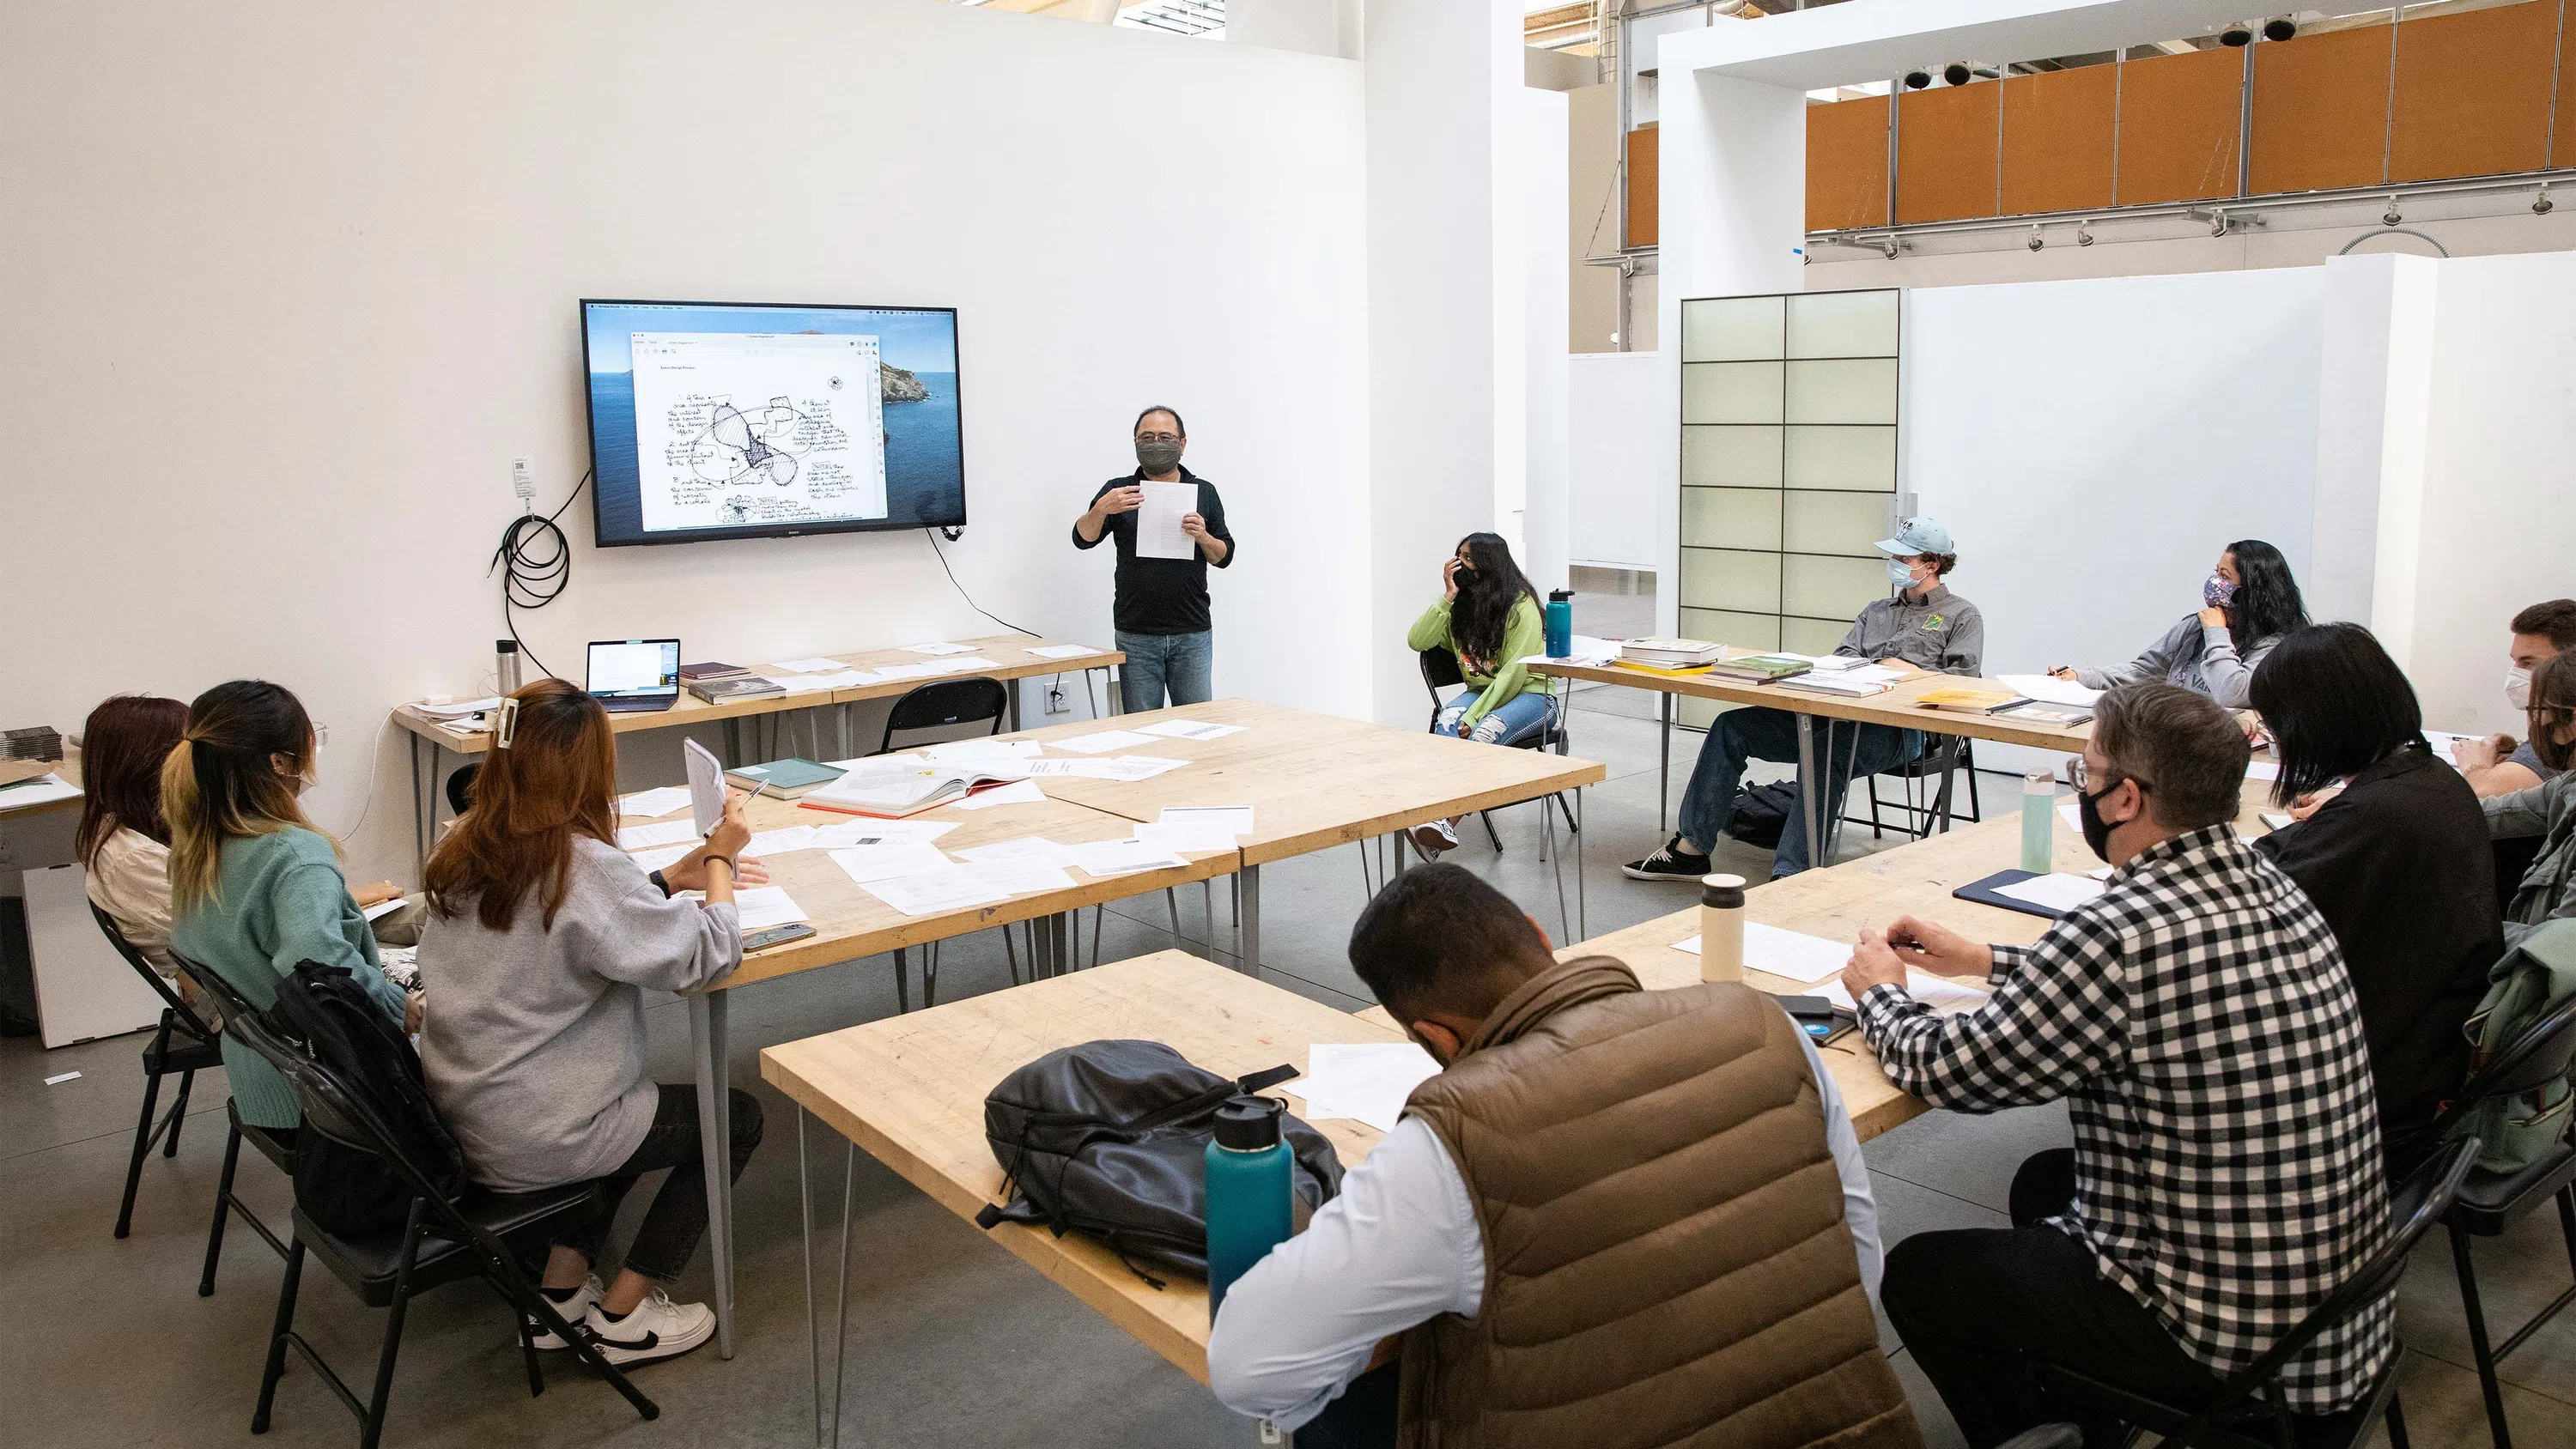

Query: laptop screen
[587,640,681,699]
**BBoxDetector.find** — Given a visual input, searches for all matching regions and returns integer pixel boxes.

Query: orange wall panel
[1896,82,2000,224]
[1806,97,1889,231]
[2113,46,2241,204]
[2251,24,2393,194]
[2559,1,2576,166]
[1626,124,1657,248]
[2000,64,2116,215]
[2388,0,2559,181]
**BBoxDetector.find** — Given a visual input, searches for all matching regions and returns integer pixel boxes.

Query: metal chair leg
[115,1058,167,1239]
[357,1206,432,1449]
[924,943,940,1009]
[252,1238,307,1433]
[893,948,909,1014]
[165,1069,195,1156]
[2448,1220,2514,1449]
[1479,812,1503,851]
[1004,926,1021,986]
[199,1123,246,1296]
[1090,906,1103,969]
[513,1299,546,1397]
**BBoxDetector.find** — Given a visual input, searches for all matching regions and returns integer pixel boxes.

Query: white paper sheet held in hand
[1135,479,1198,560]
[683,738,727,835]
[1996,873,2107,913]
[1670,922,1854,985]
[618,820,700,851]
[1297,1044,1443,1133]
[617,786,696,819]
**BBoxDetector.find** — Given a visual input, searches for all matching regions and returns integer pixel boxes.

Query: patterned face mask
[2202,573,2237,609]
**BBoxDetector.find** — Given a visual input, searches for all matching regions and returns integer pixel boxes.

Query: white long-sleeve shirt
[1206,1035,1880,1432]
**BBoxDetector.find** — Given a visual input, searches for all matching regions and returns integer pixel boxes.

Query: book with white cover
[1617,636,1727,667]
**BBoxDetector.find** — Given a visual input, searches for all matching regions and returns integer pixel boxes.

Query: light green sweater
[1407,594,1553,729]
[170,826,407,1130]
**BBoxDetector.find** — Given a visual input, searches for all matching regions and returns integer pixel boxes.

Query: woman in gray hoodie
[2052,538,2308,710]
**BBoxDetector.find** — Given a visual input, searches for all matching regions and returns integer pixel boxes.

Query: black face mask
[2075,781,2120,862]
[1135,439,1183,473]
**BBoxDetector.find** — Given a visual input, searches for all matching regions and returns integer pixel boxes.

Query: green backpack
[2449,919,2576,1173]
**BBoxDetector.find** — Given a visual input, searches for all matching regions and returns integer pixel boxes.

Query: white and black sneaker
[1407,819,1460,858]
[1622,837,1713,882]
[585,1288,716,1367]
[526,1274,602,1350]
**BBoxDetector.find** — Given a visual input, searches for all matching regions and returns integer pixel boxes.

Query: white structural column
[2309,254,2439,645]
[1521,87,1572,593]
[1364,0,1525,724]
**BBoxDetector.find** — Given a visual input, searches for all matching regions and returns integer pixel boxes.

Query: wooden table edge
[1528,660,2088,753]
[1238,757,1609,864]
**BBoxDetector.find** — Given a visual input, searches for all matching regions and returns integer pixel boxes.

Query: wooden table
[388,633,1122,866]
[761,949,1407,1434]
[1530,652,2093,865]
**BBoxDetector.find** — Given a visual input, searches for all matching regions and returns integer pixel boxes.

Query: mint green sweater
[1406,594,1553,728]
[170,827,407,1130]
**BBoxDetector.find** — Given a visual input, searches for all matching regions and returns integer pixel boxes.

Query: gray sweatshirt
[418,837,741,1192]
[2489,772,2576,953]
[2076,613,2277,711]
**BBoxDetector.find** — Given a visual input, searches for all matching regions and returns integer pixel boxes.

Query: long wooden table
[389,632,1122,865]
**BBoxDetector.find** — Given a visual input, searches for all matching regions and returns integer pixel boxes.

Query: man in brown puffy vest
[1208,863,1916,1449]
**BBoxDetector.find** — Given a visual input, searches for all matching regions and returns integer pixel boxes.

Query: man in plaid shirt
[1841,682,2390,1446]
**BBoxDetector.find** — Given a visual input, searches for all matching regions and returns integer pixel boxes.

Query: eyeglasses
[1135,431,1181,445]
[2063,756,2148,795]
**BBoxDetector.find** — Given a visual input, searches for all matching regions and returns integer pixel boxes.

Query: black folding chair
[2425,990,2576,1449]
[444,763,480,817]
[174,956,656,1448]
[878,677,1008,754]
[1417,646,1578,846]
[92,903,224,1241]
[2026,1135,2478,1449]
[1846,733,1984,840]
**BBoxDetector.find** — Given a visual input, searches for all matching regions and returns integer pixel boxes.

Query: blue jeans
[1115,629,1212,712]
[1675,706,1923,876]
[1432,689,1558,747]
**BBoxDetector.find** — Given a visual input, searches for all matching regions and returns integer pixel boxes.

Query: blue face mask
[2202,573,2237,609]
[1888,557,1921,589]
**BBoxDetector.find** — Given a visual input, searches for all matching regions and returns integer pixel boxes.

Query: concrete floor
[8,599,2573,1446]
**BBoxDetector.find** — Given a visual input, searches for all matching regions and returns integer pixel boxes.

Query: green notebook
[722,757,848,799]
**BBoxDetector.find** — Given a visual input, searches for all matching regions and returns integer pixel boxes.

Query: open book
[800,757,1034,819]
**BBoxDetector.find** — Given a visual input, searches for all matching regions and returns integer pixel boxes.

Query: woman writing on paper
[417,679,767,1368]
[1403,533,1558,857]
[2050,539,2306,711]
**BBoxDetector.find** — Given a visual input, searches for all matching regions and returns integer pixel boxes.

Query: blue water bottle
[1543,589,1575,658]
[1206,1096,1293,1323]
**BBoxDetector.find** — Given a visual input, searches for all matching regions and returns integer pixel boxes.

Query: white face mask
[2508,667,2533,712]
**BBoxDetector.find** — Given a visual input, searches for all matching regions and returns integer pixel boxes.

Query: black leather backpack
[974,1039,1344,1285]
[267,961,465,1236]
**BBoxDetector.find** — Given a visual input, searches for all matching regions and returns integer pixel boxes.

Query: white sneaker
[584,1288,716,1367]
[526,1274,602,1350]
[1407,819,1460,858]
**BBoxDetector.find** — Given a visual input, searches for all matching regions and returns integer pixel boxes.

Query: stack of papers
[1026,644,1101,660]
[1296,1044,1443,1132]
[1517,634,1621,668]
[1780,664,1901,697]
[618,786,696,819]
[1134,718,1246,742]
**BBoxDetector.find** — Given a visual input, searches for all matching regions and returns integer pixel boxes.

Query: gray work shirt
[1835,584,1985,676]
[2076,613,2277,711]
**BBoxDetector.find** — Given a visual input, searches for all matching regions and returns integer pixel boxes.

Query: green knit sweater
[1407,594,1553,729]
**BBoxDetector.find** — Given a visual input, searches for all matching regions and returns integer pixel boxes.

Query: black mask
[1135,439,1183,473]
[2075,782,2119,862]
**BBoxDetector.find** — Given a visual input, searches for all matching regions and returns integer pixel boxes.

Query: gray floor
[6,595,2572,1445]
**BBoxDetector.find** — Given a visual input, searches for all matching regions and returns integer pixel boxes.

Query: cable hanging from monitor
[922,527,1039,638]
[489,469,590,682]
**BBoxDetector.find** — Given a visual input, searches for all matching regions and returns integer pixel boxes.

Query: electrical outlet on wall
[512,457,537,504]
[1046,682,1068,715]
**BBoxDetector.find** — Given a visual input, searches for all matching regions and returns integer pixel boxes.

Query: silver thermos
[495,639,520,695]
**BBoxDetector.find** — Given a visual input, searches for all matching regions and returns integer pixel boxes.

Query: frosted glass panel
[1680,548,1781,614]
[1787,289,1899,359]
[1682,488,1781,550]
[1682,426,1782,488]
[1783,491,1891,557]
[1681,607,1779,653]
[1783,553,1889,621]
[1682,295,1784,362]
[1784,358,1897,425]
[1683,362,1785,425]
[1783,425,1897,491]
[1782,615,1858,658]
[1680,697,1722,731]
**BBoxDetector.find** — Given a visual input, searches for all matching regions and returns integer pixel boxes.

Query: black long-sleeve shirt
[1071,466,1236,636]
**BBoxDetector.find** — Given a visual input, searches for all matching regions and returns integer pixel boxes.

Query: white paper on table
[1822,969,1990,1014]
[2423,730,2478,771]
[628,842,697,873]
[957,860,1077,898]
[362,897,408,924]
[1996,872,2108,912]
[799,670,878,689]
[1025,644,1100,659]
[903,642,975,656]
[684,739,726,835]
[952,836,1078,868]
[618,786,695,819]
[2246,761,2281,782]
[1997,673,2103,707]
[869,662,940,682]
[762,675,836,695]
[1054,728,1158,755]
[860,869,1010,917]
[771,657,846,674]
[0,773,82,809]
[1296,1044,1443,1133]
[829,840,960,884]
[1066,839,1192,878]
[927,738,1043,761]
[951,779,1046,810]
[1159,805,1255,835]
[1136,479,1197,560]
[1800,654,1863,672]
[1133,718,1246,741]
[617,820,700,850]
[413,695,502,719]
[726,887,811,932]
[1133,821,1238,855]
[925,657,1001,675]
[1517,634,1621,668]
[808,818,957,849]
[1667,923,1853,985]
[746,826,820,857]
[1090,755,1186,781]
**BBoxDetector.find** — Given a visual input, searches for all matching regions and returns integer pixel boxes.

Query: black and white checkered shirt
[1857,824,2391,1412]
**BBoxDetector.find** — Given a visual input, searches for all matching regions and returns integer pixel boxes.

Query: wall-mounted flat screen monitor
[582,299,964,547]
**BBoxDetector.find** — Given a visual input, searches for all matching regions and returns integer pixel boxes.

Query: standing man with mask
[1072,405,1236,712]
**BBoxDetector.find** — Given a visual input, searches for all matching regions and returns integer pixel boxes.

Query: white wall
[2,0,1370,881]
[1520,88,1573,594]
[1567,351,1664,571]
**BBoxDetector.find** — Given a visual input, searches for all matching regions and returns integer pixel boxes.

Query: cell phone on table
[743,923,817,952]
[1776,994,1856,1046]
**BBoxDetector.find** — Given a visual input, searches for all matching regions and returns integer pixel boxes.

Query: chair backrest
[444,762,480,817]
[2460,988,2576,1102]
[174,952,263,1027]
[880,677,1009,753]
[1418,647,1466,698]
[89,902,216,1039]
[2164,1135,2480,1446]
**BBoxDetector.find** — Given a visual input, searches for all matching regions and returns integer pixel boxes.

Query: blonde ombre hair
[162,681,330,912]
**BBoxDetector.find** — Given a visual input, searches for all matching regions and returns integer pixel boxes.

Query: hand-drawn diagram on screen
[629,331,889,533]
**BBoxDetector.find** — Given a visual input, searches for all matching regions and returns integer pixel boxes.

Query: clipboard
[1951,869,2070,921]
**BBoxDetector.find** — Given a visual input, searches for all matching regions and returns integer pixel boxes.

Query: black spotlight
[1942,62,1972,86]
[2221,22,2254,46]
[1904,69,1932,89]
[2263,16,2297,41]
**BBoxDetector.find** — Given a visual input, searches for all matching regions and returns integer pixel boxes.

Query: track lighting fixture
[2383,197,2403,226]
[2076,220,2096,246]
[2263,16,2296,41]
[2220,22,2254,46]
[2027,225,2044,252]
[2537,185,2555,215]
[1943,62,1972,86]
[1903,70,1932,90]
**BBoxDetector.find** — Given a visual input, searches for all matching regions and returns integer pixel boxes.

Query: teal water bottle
[2020,769,2056,874]
[1544,589,1574,658]
[1206,1096,1293,1323]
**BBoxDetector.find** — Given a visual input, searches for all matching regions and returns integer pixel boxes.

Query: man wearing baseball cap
[1627,517,1985,882]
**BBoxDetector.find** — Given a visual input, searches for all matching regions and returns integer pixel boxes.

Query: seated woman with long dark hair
[2250,623,2500,1173]
[2053,538,2307,710]
[417,679,764,1369]
[1402,532,1558,856]
[77,694,191,980]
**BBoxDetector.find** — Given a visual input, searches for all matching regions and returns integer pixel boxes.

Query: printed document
[1137,480,1197,560]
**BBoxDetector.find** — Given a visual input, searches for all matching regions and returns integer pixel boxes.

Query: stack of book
[1702,652,1815,683]
[687,672,784,704]
[1617,637,1728,670]
[3,725,63,761]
